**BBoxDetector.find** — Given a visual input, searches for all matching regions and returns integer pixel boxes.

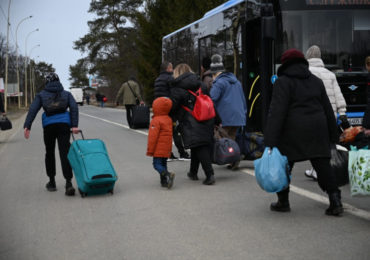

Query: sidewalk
[0,108,27,145]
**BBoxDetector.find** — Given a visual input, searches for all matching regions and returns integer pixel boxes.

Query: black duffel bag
[0,116,12,131]
[212,126,240,165]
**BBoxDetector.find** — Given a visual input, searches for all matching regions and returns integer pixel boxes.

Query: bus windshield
[277,9,370,72]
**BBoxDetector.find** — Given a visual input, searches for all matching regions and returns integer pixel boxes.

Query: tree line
[71,0,225,104]
[0,34,56,107]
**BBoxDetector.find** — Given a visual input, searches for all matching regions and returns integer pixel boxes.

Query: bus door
[244,18,262,132]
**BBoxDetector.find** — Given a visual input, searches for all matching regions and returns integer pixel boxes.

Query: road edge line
[241,168,370,221]
[81,111,370,221]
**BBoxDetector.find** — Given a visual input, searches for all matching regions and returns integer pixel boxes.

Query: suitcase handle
[71,130,85,141]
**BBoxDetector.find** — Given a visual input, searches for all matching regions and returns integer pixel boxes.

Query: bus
[162,0,370,132]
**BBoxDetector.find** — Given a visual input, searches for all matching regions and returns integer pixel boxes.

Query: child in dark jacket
[146,97,175,188]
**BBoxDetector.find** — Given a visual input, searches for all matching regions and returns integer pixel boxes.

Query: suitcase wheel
[78,188,87,198]
[109,189,114,195]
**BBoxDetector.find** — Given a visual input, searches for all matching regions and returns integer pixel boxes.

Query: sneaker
[65,181,75,196]
[179,152,191,161]
[46,181,57,192]
[304,169,317,181]
[167,153,178,162]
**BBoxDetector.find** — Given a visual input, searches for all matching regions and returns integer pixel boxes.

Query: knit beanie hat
[45,72,60,83]
[306,45,321,59]
[210,54,225,73]
[281,48,305,64]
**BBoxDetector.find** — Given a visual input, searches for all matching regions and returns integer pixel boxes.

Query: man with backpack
[210,54,247,170]
[23,72,79,196]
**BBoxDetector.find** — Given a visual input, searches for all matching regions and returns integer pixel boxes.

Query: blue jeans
[153,157,167,175]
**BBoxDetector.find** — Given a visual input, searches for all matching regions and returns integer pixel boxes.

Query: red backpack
[182,88,216,122]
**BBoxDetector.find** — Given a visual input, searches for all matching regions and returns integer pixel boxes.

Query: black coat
[170,72,214,149]
[154,71,173,99]
[264,58,338,162]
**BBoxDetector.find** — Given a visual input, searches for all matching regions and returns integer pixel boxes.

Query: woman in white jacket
[304,45,350,180]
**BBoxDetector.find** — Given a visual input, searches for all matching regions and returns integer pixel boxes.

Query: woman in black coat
[170,63,216,185]
[264,49,343,216]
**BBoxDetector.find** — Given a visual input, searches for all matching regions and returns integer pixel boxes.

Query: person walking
[264,49,343,216]
[146,97,175,189]
[304,45,350,180]
[95,92,105,107]
[85,94,90,105]
[170,63,216,185]
[154,61,190,161]
[23,72,79,196]
[115,76,144,128]
[210,54,247,169]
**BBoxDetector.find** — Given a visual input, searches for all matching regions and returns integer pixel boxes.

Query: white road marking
[81,111,370,221]
[242,168,370,221]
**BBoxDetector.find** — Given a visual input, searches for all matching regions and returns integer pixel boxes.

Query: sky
[0,0,95,89]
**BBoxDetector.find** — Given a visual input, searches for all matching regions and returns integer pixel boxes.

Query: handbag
[235,127,265,160]
[212,126,241,165]
[0,116,12,131]
[253,147,290,193]
[348,146,370,196]
[330,144,349,187]
[127,81,140,105]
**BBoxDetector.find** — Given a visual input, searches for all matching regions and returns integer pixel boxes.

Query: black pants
[190,144,214,178]
[43,123,73,180]
[173,124,186,156]
[290,158,339,193]
[125,104,134,127]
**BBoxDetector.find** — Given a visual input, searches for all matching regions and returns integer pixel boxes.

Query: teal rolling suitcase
[68,131,117,197]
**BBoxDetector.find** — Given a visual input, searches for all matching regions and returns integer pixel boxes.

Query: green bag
[348,146,370,196]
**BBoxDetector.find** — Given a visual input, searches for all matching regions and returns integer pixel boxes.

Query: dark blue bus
[162,0,370,132]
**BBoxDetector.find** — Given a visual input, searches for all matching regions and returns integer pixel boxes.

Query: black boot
[46,178,57,192]
[270,188,290,212]
[160,175,168,187]
[65,180,75,196]
[203,174,215,185]
[161,171,175,189]
[187,171,199,181]
[325,191,343,216]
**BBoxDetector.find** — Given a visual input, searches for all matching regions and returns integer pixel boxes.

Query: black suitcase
[131,104,150,129]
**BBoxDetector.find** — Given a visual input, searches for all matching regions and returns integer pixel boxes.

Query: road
[0,105,369,260]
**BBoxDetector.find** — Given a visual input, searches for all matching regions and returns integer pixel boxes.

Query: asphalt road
[0,105,369,260]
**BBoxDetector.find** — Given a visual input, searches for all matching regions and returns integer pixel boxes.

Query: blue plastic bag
[253,147,290,193]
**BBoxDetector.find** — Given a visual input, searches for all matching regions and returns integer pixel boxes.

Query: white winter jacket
[307,58,346,118]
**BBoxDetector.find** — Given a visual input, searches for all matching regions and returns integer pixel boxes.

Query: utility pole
[24,29,38,107]
[16,15,33,108]
[4,0,12,112]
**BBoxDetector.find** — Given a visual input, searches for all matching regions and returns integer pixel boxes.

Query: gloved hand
[339,114,351,129]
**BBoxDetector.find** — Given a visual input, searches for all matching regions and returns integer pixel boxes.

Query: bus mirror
[262,16,276,40]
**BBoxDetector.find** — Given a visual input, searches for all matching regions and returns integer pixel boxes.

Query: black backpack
[44,92,68,116]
